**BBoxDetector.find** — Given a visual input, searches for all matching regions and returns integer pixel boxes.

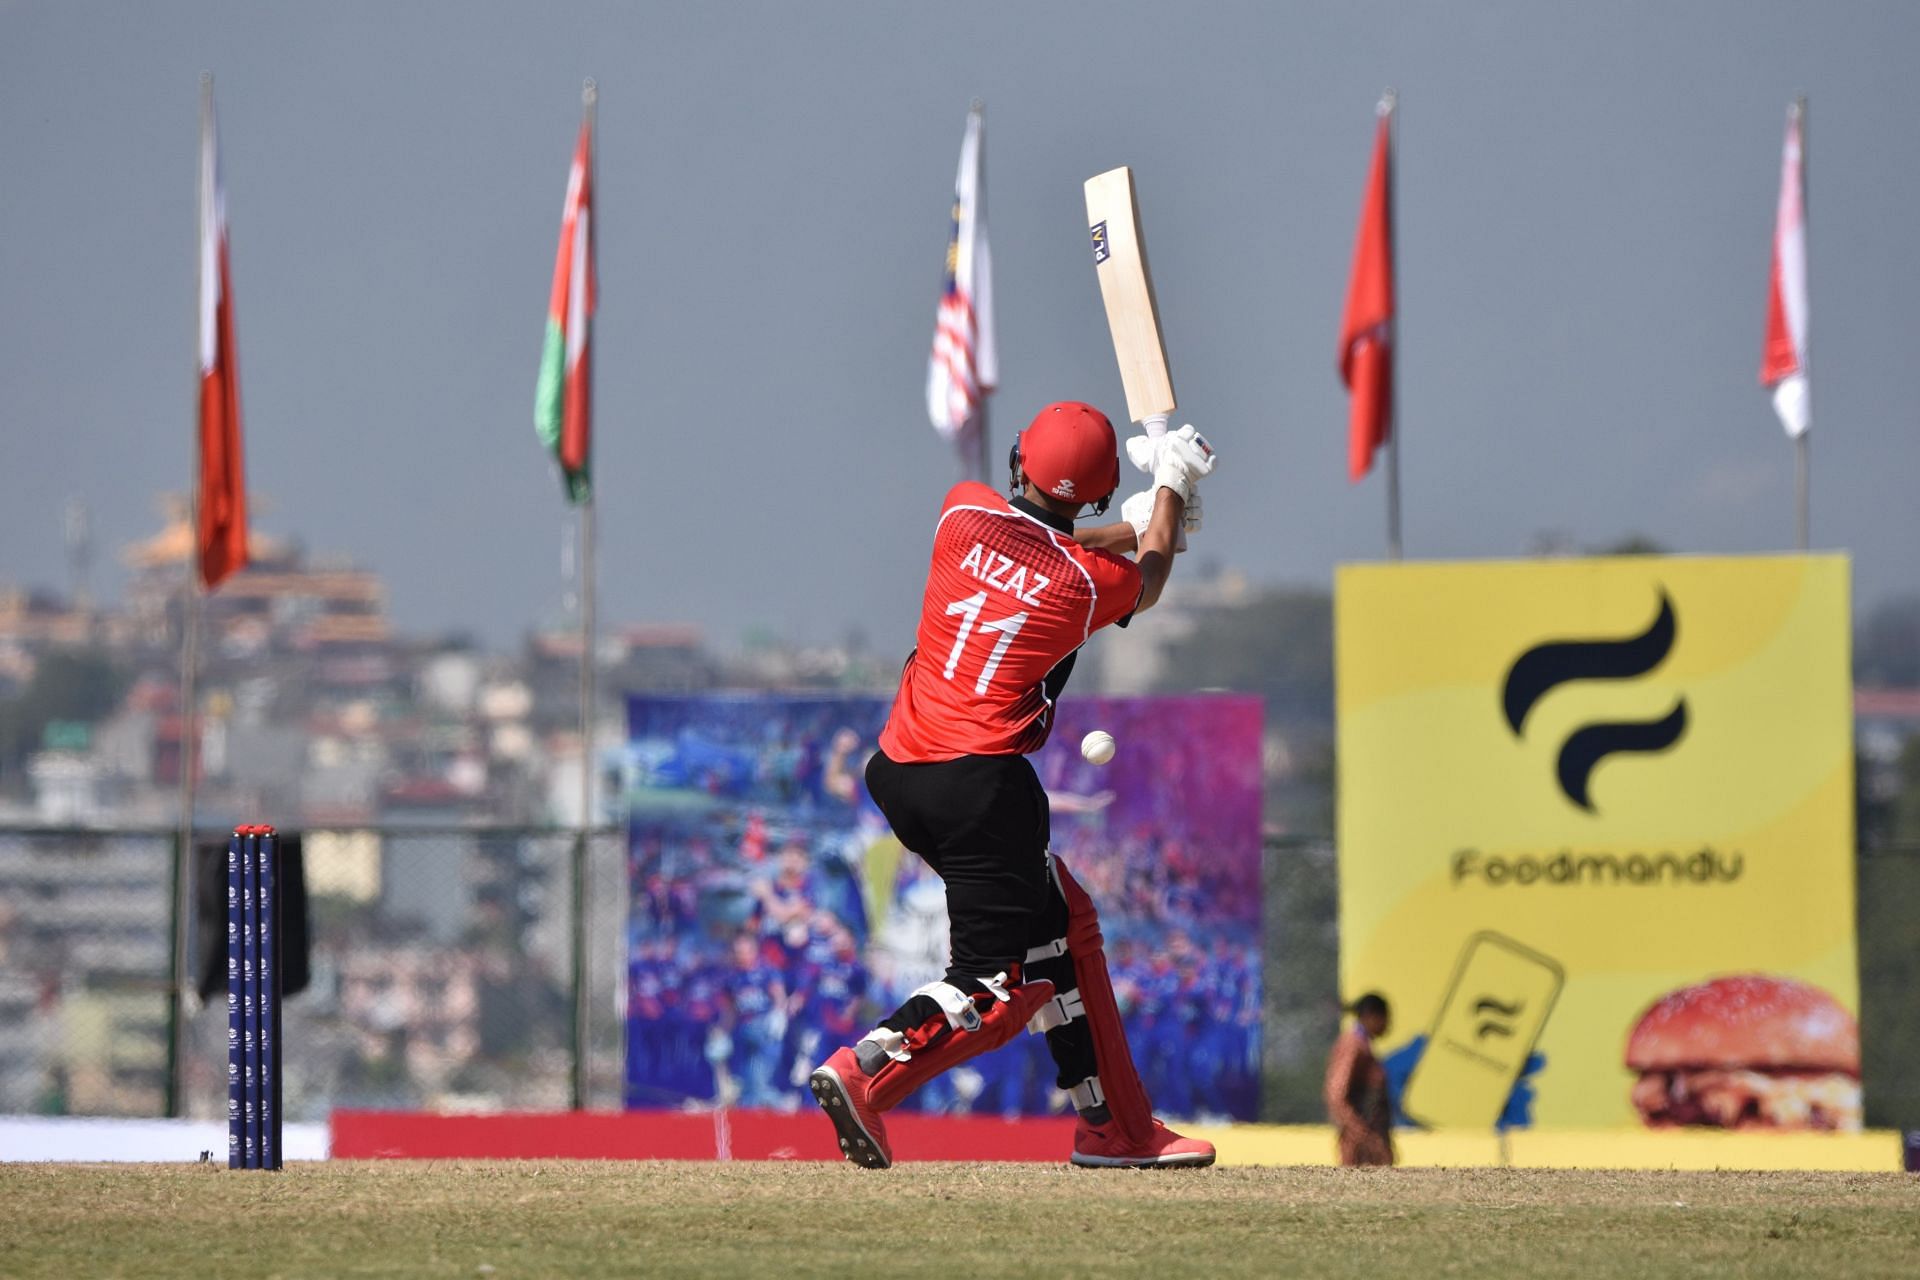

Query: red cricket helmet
[1014,401,1120,514]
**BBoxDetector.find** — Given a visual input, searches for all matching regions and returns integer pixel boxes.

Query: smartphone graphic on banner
[1402,931,1564,1130]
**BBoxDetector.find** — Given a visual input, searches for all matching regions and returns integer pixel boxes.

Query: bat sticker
[1089,221,1110,265]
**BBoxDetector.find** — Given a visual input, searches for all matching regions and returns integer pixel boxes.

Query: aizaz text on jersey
[958,542,1049,607]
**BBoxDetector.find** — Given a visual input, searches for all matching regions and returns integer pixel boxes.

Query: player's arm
[1084,486,1203,556]
[1324,1033,1365,1132]
[1074,522,1139,553]
[1133,489,1185,614]
[1130,426,1216,614]
[823,727,861,802]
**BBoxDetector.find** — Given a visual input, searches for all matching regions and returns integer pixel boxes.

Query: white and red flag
[926,103,996,443]
[535,99,595,504]
[1761,101,1810,438]
[1339,102,1395,483]
[197,79,249,589]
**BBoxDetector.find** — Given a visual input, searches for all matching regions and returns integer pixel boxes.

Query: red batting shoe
[809,1046,892,1170]
[1071,1116,1216,1169]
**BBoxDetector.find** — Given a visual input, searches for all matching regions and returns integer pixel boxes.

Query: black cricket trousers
[863,748,1096,1087]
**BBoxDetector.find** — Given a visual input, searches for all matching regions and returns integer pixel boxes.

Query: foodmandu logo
[1501,590,1688,812]
[1475,997,1524,1040]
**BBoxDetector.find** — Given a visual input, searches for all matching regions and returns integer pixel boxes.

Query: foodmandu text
[1450,847,1744,887]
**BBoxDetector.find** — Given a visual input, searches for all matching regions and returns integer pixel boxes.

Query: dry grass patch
[2,1162,1915,1278]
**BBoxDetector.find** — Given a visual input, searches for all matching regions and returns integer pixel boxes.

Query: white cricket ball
[1080,730,1117,766]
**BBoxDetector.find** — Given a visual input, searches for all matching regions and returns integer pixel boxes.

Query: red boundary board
[331,1109,1081,1161]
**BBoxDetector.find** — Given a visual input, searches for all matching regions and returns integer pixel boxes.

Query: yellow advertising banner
[1336,555,1857,1133]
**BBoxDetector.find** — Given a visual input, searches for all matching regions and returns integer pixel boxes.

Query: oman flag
[1339,103,1395,483]
[196,80,248,589]
[1761,100,1810,439]
[535,104,596,505]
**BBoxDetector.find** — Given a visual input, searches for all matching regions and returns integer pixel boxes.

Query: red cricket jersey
[879,482,1142,762]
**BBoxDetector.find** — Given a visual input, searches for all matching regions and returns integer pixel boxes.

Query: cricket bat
[1085,166,1176,436]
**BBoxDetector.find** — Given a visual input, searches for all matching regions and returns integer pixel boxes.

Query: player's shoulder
[940,480,1009,517]
[1070,542,1135,572]
[1066,541,1142,588]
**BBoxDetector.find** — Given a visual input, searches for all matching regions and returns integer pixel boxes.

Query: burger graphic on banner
[1625,975,1860,1131]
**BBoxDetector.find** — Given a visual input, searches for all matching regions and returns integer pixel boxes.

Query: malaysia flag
[926,103,997,441]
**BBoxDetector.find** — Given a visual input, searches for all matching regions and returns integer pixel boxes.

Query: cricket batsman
[810,400,1219,1169]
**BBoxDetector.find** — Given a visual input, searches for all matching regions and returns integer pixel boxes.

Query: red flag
[1339,110,1395,483]
[1761,101,1810,438]
[197,84,248,588]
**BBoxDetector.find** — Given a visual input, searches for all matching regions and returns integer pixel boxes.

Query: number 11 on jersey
[941,592,1029,694]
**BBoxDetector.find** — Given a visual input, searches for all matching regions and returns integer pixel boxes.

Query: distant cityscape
[0,500,901,830]
[0,501,1268,1119]
[5,504,1917,1122]
[0,500,1267,831]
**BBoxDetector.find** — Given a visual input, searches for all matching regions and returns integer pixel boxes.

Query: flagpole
[169,574,200,1117]
[972,99,990,486]
[569,76,598,1113]
[973,400,991,484]
[167,73,215,1119]
[574,492,595,1109]
[1382,89,1403,561]
[1793,94,1809,552]
[1795,433,1809,551]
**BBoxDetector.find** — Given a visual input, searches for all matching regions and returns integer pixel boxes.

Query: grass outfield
[3,1162,1916,1278]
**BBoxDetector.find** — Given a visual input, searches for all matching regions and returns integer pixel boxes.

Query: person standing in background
[722,933,789,1109]
[1326,992,1395,1167]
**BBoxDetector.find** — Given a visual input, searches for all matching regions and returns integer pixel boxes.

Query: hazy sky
[4,2,1917,654]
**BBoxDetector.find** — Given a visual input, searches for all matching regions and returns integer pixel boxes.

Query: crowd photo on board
[623,682,1264,1137]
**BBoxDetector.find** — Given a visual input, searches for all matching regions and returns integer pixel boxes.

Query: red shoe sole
[809,1065,891,1170]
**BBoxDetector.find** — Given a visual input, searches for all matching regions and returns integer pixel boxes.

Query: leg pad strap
[1024,937,1069,963]
[1069,1076,1106,1112]
[1027,988,1086,1034]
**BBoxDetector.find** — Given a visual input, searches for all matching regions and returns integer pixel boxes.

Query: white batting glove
[1124,416,1172,472]
[1121,487,1205,533]
[1119,488,1199,552]
[1127,422,1216,476]
[1125,433,1159,474]
[1150,424,1217,504]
